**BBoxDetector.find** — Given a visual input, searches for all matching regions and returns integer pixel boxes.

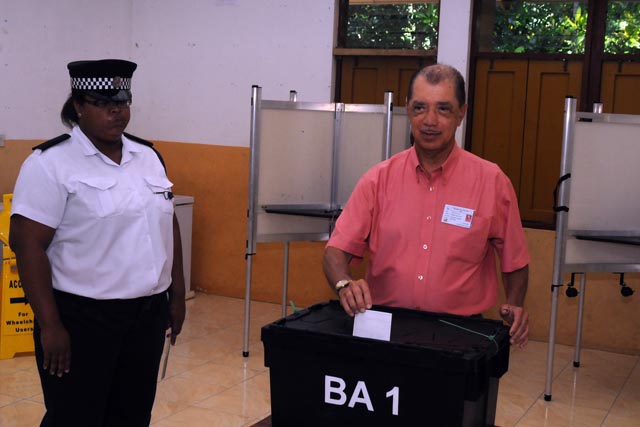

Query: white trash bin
[174,195,195,299]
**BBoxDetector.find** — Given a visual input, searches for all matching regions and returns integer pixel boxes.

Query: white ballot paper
[353,309,392,341]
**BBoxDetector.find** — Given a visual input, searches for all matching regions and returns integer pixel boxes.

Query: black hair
[407,64,466,107]
[60,93,85,128]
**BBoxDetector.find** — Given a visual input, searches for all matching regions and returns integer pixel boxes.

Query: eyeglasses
[83,98,132,110]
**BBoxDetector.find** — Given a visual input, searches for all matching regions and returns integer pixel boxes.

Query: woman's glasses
[84,97,132,110]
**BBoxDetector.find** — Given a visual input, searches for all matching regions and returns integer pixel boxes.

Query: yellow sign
[0,193,11,247]
[2,259,34,332]
[0,194,35,359]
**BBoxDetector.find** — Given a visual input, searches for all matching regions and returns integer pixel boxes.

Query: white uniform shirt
[11,126,174,299]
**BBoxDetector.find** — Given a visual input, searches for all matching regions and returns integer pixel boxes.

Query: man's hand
[337,279,372,316]
[500,304,529,348]
[40,323,71,377]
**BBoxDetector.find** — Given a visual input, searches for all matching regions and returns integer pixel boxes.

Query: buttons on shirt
[417,275,424,281]
[422,244,428,250]
[426,216,432,221]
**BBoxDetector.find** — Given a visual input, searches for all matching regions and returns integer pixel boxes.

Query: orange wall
[1,138,638,354]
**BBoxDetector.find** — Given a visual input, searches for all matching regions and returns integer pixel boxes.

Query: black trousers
[34,290,169,427]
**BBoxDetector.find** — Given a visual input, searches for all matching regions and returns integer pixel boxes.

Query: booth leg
[573,273,587,367]
[545,283,561,401]
[243,254,254,357]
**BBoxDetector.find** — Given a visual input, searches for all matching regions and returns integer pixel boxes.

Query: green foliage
[343,1,640,55]
[606,1,640,54]
[492,1,588,54]
[346,3,439,50]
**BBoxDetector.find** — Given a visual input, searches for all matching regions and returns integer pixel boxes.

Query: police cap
[67,59,137,102]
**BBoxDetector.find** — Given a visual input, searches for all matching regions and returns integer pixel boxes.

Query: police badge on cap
[67,59,137,101]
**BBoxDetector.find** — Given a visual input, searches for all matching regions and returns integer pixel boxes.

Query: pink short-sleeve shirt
[327,145,530,315]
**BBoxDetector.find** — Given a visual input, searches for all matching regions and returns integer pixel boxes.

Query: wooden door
[338,56,432,106]
[470,59,582,225]
[519,60,582,224]
[600,61,640,114]
[471,59,528,194]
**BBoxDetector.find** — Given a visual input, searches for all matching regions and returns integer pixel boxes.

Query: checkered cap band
[70,77,131,91]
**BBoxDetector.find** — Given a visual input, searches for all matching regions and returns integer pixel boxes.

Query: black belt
[53,289,167,308]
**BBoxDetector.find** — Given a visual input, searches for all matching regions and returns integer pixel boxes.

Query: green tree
[491,1,640,54]
[346,3,439,50]
[493,1,587,54]
[606,1,640,54]
[343,1,640,55]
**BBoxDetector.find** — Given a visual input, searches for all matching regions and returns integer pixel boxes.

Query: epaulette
[123,132,167,172]
[123,132,154,147]
[32,134,70,151]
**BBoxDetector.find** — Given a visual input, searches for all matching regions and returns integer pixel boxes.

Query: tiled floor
[0,293,638,426]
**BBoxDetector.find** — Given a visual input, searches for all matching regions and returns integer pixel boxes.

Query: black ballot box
[261,300,510,427]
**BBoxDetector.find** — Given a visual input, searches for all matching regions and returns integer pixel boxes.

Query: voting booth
[243,87,411,356]
[545,98,640,400]
[262,301,510,427]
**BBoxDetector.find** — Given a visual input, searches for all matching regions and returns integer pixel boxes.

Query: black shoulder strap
[32,134,70,151]
[123,132,153,148]
[123,132,167,172]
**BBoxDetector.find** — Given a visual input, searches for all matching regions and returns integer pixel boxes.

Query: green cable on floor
[289,300,300,313]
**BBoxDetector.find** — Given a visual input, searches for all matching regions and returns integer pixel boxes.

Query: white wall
[0,0,336,146]
[1,0,474,147]
[130,0,335,146]
[437,0,474,145]
[0,0,133,140]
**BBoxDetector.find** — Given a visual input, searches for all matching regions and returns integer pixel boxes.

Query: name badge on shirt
[441,204,475,229]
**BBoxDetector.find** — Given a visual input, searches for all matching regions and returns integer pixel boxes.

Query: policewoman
[9,59,186,426]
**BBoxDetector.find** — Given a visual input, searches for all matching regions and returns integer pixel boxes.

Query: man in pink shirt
[323,64,530,348]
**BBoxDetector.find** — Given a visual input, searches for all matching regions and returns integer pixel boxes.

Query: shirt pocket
[444,216,491,265]
[144,175,174,215]
[76,177,119,218]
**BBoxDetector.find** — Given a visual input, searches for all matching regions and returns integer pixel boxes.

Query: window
[335,1,440,106]
[605,0,640,54]
[345,0,439,50]
[477,0,588,54]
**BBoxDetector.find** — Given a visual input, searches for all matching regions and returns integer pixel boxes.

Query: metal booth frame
[243,86,411,356]
[545,97,640,400]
